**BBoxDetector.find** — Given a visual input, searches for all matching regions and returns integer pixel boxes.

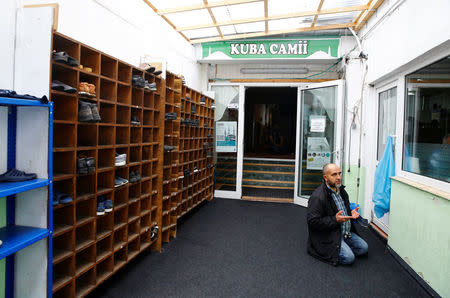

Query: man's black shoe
[200,97,206,105]
[52,51,79,67]
[164,145,175,152]
[77,157,88,174]
[78,100,94,122]
[131,115,140,125]
[89,103,101,122]
[132,75,145,88]
[165,112,177,120]
[183,168,190,177]
[191,105,197,114]
[52,80,76,94]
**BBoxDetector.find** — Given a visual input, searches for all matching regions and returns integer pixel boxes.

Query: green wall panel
[343,164,366,215]
[388,180,450,297]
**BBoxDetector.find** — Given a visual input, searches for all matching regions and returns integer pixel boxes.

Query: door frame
[294,80,345,207]
[209,81,337,203]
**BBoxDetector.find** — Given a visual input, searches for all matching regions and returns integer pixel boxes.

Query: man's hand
[336,210,352,223]
[351,207,360,219]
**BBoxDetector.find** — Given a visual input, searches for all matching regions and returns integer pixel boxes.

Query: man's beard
[328,181,341,188]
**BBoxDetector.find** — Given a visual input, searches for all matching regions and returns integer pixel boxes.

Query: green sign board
[202,38,339,60]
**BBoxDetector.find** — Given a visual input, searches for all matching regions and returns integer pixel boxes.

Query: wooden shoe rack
[178,87,215,219]
[162,71,182,242]
[50,32,163,297]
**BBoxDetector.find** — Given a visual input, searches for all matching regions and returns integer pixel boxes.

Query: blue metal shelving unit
[0,96,53,298]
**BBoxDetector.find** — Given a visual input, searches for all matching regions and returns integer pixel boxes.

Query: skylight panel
[184,27,221,39]
[166,9,213,28]
[268,0,319,16]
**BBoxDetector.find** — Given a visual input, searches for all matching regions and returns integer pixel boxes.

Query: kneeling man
[307,163,368,265]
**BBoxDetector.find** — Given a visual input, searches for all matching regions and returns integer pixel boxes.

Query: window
[377,87,397,160]
[403,56,450,183]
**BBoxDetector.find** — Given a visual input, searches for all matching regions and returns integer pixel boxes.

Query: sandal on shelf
[0,168,37,182]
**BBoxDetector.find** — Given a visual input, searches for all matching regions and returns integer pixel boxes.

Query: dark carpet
[89,199,430,298]
[242,187,294,198]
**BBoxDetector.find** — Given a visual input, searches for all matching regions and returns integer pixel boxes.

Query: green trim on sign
[202,38,340,59]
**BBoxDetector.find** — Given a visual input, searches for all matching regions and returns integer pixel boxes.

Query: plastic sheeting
[372,136,395,218]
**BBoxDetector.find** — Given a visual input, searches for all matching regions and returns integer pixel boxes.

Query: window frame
[376,83,398,161]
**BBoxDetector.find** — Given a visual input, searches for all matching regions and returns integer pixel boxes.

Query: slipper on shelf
[52,51,79,67]
[51,80,76,94]
[53,191,73,206]
[0,168,37,182]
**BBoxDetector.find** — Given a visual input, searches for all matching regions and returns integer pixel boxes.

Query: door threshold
[242,196,293,203]
[370,222,388,241]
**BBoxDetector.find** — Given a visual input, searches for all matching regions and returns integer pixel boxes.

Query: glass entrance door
[294,81,343,206]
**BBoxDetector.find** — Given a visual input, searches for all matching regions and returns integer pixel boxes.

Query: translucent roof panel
[151,0,202,10]
[226,2,264,19]
[268,0,319,16]
[144,0,381,43]
[269,18,312,31]
[322,0,365,9]
[166,9,213,28]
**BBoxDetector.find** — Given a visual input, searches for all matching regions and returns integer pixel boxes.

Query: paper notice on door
[310,115,326,132]
[306,137,331,170]
[216,121,237,152]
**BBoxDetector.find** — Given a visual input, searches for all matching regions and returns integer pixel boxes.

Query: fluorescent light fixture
[240,67,309,74]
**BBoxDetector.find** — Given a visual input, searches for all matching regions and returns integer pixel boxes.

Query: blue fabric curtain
[372,136,395,218]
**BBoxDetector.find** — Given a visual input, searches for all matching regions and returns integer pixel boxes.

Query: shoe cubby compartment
[154,93,161,109]
[76,197,96,226]
[115,165,128,182]
[79,73,99,98]
[97,170,114,193]
[53,256,75,293]
[117,83,131,104]
[142,127,154,143]
[97,211,113,240]
[114,187,128,210]
[53,230,75,265]
[141,229,152,249]
[143,110,154,126]
[53,93,77,121]
[75,243,95,276]
[140,213,151,233]
[53,33,80,61]
[144,93,154,108]
[76,174,96,200]
[115,126,130,145]
[52,63,78,89]
[132,88,143,106]
[131,107,142,123]
[98,148,114,170]
[142,145,152,161]
[54,151,75,180]
[118,61,132,83]
[128,200,140,224]
[129,182,141,202]
[101,54,117,79]
[152,144,159,159]
[129,146,142,163]
[141,179,151,195]
[77,124,97,148]
[128,220,140,245]
[142,162,152,179]
[98,125,114,146]
[54,123,76,149]
[127,237,140,260]
[140,195,151,214]
[96,234,113,263]
[96,255,113,285]
[75,219,96,252]
[53,280,74,298]
[54,204,75,237]
[165,89,174,104]
[114,246,127,271]
[99,102,115,123]
[115,147,129,164]
[114,207,128,231]
[113,225,127,251]
[75,267,96,297]
[100,78,117,101]
[80,45,100,73]
[130,127,142,144]
[116,105,130,125]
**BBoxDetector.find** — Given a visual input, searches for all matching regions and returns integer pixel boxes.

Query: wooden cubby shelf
[50,31,214,297]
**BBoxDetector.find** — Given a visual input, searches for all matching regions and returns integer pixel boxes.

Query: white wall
[0,0,17,90]
[13,0,205,91]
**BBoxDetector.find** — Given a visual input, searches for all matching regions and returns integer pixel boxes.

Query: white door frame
[210,82,337,202]
[294,80,345,207]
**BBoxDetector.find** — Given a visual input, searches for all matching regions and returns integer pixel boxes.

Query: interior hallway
[90,199,430,297]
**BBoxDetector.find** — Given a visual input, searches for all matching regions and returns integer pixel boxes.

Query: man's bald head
[322,163,342,189]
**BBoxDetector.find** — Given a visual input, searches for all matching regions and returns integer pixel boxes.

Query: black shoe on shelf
[193,166,199,173]
[183,168,190,177]
[52,51,79,67]
[153,70,162,76]
[77,157,88,174]
[131,115,140,125]
[78,100,94,122]
[86,157,95,173]
[200,97,206,105]
[191,105,197,114]
[0,168,37,182]
[165,112,177,120]
[89,103,101,122]
[164,145,175,152]
[52,80,76,94]
[203,123,208,128]
[132,75,145,88]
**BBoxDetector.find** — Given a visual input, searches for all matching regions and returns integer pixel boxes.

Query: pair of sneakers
[79,101,101,122]
[78,156,95,174]
[97,196,113,215]
[129,171,141,183]
[114,176,128,188]
[115,153,126,166]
